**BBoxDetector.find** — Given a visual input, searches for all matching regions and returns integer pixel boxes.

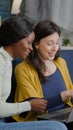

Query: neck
[43,60,56,76]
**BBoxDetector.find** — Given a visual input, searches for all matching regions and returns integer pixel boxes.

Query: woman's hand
[61,90,73,101]
[29,98,48,113]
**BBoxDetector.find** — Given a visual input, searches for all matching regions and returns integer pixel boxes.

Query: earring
[13,43,16,46]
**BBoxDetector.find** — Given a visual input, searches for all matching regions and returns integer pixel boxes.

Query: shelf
[60,46,73,50]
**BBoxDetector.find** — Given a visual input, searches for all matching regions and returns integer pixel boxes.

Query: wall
[61,49,73,83]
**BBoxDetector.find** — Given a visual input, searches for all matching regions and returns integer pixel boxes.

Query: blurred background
[0,0,73,45]
[0,0,73,81]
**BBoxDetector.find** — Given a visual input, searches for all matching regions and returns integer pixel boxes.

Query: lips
[26,50,31,54]
[48,52,55,56]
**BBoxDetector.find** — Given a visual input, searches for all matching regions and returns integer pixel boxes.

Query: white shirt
[0,47,31,118]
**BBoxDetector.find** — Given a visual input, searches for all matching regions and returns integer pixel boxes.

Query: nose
[52,43,58,50]
[29,44,33,51]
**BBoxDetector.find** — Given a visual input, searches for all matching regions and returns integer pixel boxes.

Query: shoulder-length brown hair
[27,20,61,82]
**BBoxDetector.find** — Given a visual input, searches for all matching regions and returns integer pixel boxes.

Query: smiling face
[13,32,35,59]
[35,32,60,61]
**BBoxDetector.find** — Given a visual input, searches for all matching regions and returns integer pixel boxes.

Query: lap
[0,120,67,130]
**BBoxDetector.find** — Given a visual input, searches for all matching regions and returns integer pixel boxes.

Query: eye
[47,42,52,45]
[27,41,32,45]
[56,42,59,45]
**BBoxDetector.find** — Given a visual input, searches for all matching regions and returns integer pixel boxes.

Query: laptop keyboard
[37,107,72,122]
[49,111,70,120]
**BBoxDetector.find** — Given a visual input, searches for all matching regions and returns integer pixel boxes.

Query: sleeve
[57,58,73,106]
[0,101,31,118]
[0,57,5,99]
[56,57,73,89]
[0,56,31,118]
[14,64,40,103]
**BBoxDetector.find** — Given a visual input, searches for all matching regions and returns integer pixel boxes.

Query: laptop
[37,107,73,124]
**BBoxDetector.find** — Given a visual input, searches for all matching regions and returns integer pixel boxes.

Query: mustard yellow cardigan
[13,57,73,122]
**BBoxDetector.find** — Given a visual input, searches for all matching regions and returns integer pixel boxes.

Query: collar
[0,47,13,61]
